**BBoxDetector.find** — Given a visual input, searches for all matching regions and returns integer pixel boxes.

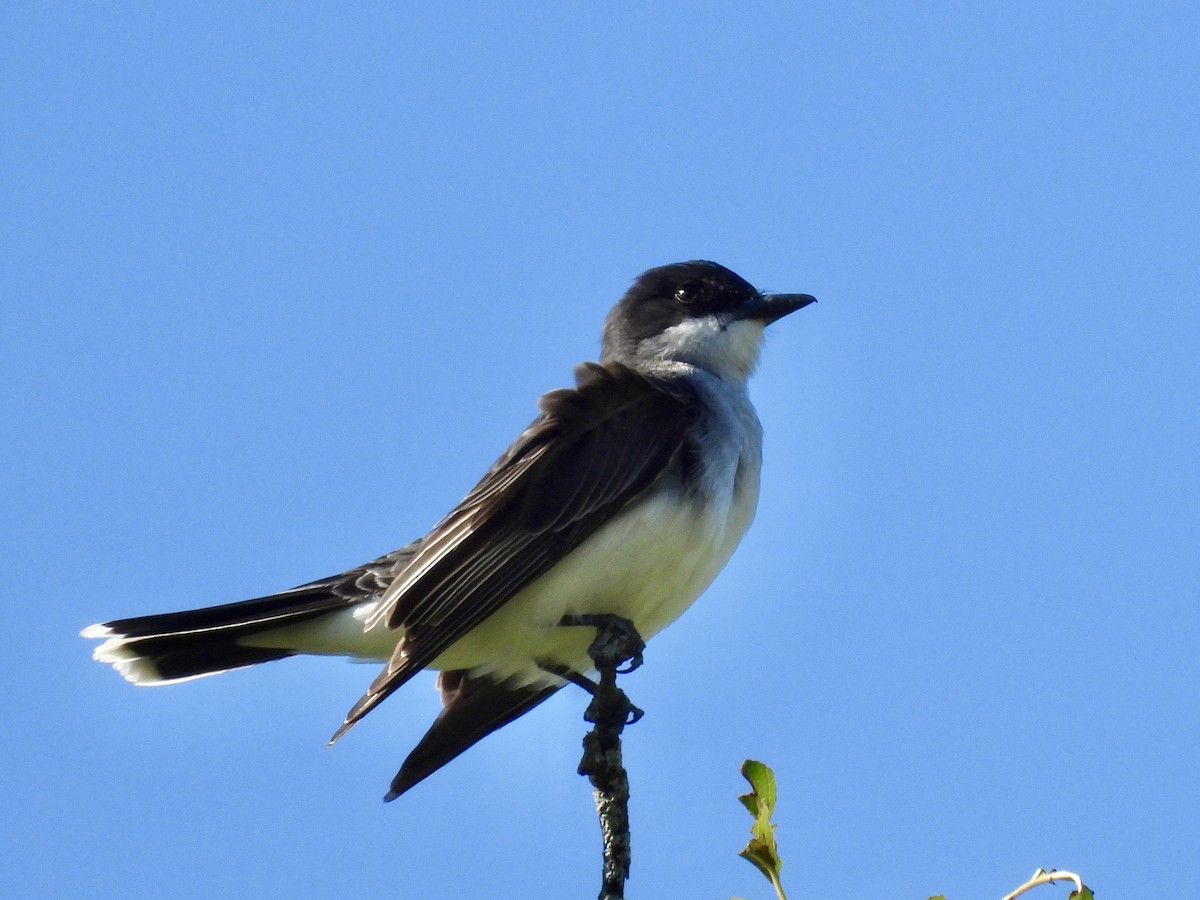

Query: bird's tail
[82,585,361,685]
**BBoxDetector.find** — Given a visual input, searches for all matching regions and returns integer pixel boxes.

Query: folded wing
[331,362,698,742]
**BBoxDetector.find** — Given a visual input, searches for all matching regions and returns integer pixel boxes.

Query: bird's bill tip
[742,292,817,324]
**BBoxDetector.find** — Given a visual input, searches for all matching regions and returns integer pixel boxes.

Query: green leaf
[737,760,788,900]
[1069,889,1095,900]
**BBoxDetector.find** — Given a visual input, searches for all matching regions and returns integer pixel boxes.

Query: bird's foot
[559,613,645,674]
[535,659,644,726]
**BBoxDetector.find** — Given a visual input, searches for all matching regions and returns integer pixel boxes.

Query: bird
[82,260,816,801]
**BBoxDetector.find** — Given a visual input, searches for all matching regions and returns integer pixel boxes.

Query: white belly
[430,477,759,684]
[250,370,764,687]
[249,468,759,685]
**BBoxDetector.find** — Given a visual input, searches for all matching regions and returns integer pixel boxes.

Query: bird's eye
[675,284,702,305]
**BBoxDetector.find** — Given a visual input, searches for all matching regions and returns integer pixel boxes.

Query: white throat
[638,315,765,384]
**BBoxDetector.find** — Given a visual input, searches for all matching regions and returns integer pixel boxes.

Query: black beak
[741,292,818,324]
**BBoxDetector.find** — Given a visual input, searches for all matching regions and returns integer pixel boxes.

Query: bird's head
[601,260,815,383]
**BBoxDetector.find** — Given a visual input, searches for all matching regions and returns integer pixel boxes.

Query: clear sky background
[3,4,1197,899]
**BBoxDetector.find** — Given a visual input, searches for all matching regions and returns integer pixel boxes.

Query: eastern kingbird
[83,260,815,800]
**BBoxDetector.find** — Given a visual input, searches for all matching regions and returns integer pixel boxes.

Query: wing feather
[331,362,697,741]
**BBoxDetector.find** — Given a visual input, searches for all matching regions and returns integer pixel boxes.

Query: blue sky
[3,3,1198,898]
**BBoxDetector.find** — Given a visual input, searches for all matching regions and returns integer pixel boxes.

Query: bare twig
[1000,868,1086,900]
[568,615,645,900]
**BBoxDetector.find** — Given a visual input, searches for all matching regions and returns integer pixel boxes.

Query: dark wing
[384,670,562,800]
[330,361,698,741]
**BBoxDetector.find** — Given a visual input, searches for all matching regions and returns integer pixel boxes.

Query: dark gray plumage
[84,260,815,799]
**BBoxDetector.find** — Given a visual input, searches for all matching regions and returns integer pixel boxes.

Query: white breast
[248,372,766,689]
[434,372,764,686]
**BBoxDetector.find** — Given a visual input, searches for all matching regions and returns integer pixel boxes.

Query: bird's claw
[559,613,645,673]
